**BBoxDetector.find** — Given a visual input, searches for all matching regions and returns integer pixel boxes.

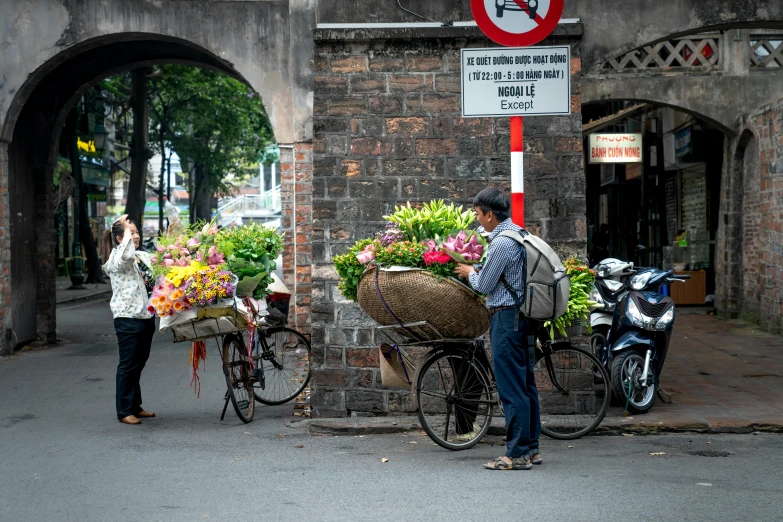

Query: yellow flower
[166,262,207,287]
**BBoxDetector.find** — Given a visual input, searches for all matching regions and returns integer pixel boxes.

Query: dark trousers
[490,309,541,458]
[114,317,156,419]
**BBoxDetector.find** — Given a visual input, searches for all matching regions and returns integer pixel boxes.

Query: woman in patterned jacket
[101,215,156,425]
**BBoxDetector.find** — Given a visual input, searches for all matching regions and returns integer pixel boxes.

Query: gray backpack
[498,230,570,322]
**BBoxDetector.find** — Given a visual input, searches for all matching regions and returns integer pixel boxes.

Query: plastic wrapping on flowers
[334,200,484,302]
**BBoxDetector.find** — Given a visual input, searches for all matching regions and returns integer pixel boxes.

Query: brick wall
[310,30,585,417]
[280,144,313,334]
[740,136,761,321]
[717,98,783,332]
[0,142,8,355]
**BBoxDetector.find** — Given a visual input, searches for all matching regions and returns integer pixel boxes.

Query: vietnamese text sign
[588,133,643,164]
[461,46,571,118]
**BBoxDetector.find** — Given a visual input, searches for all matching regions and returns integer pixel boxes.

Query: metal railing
[217,185,282,220]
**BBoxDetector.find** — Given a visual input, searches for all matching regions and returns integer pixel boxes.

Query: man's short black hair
[473,187,510,222]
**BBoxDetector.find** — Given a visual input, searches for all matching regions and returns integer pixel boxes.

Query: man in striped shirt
[455,188,541,471]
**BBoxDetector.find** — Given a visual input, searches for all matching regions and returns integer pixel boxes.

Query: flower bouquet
[334,200,490,339]
[147,217,283,393]
[543,257,597,339]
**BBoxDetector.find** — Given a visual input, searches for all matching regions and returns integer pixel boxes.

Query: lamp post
[92,122,108,152]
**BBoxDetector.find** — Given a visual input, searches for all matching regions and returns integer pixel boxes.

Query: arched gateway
[0,0,315,351]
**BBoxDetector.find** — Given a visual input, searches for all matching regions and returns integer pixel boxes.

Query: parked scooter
[606,267,690,413]
[589,258,635,364]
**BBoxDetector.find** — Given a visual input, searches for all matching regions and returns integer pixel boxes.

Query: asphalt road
[0,299,781,522]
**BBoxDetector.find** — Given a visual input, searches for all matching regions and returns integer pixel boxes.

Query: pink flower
[356,244,376,264]
[156,245,165,253]
[206,245,224,266]
[163,259,174,267]
[186,237,199,248]
[210,225,218,235]
[423,239,438,253]
[423,251,452,266]
[176,258,189,267]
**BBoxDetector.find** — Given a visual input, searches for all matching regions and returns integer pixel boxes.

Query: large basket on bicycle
[357,265,489,339]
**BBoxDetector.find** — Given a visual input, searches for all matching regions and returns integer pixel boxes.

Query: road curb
[305,417,783,437]
[56,290,112,305]
[307,417,421,436]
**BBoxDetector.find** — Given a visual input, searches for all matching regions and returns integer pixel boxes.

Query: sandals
[531,450,543,465]
[483,456,532,470]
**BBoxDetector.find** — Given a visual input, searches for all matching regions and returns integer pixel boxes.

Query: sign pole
[510,116,524,227]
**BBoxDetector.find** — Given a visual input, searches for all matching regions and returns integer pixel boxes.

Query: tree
[153,65,274,222]
[126,68,151,237]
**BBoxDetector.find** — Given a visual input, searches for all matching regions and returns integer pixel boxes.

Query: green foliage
[544,258,597,339]
[375,241,426,268]
[216,223,284,297]
[99,66,275,208]
[333,238,375,302]
[151,65,274,197]
[424,258,458,281]
[384,200,475,242]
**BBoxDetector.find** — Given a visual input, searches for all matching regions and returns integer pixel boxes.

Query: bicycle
[408,322,610,451]
[219,324,311,423]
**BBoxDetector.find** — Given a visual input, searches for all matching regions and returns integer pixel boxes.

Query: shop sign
[461,46,571,117]
[675,127,692,159]
[81,162,111,187]
[77,137,96,154]
[589,133,643,164]
[625,163,642,181]
[87,192,107,202]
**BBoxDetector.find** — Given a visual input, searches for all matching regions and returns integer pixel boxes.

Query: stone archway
[2,35,271,349]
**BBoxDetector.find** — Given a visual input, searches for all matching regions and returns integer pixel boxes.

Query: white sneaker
[455,422,481,442]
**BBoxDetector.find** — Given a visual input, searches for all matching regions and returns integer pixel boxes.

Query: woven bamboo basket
[357,266,489,339]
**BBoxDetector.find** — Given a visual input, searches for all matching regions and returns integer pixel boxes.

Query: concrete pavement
[0,300,782,521]
[55,275,112,304]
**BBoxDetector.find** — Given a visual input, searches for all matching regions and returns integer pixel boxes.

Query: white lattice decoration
[604,36,719,70]
[750,38,783,68]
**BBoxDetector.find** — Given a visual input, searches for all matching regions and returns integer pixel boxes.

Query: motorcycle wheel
[590,326,610,361]
[611,350,657,414]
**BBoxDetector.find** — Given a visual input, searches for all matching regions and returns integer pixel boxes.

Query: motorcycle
[589,257,634,364]
[606,267,690,414]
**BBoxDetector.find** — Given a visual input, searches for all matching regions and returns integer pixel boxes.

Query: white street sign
[588,133,644,164]
[461,46,571,118]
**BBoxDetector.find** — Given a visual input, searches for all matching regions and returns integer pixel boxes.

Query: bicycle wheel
[252,326,311,406]
[415,349,494,451]
[535,343,610,440]
[222,334,254,423]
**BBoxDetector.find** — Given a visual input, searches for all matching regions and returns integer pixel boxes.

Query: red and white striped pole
[510,115,524,227]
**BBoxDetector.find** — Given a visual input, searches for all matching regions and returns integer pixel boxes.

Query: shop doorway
[583,102,726,308]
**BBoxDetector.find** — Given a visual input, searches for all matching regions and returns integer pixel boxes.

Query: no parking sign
[470,0,565,47]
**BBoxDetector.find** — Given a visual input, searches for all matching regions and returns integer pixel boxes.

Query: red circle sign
[471,0,564,47]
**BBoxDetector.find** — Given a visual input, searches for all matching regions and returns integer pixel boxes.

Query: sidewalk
[309,314,783,436]
[55,276,112,304]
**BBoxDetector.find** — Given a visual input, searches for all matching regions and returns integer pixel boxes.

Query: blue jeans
[490,309,541,458]
[114,318,156,419]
